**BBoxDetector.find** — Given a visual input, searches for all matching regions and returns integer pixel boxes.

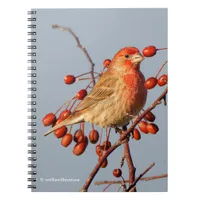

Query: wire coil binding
[27,10,37,190]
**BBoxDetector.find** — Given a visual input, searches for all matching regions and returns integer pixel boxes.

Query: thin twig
[94,173,167,185]
[155,60,168,78]
[121,176,127,191]
[120,153,126,168]
[102,183,112,192]
[80,88,167,191]
[126,162,155,192]
[117,185,122,192]
[141,174,167,181]
[76,71,99,78]
[52,24,96,87]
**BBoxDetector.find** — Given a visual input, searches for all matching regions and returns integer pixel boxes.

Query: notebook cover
[27,8,168,192]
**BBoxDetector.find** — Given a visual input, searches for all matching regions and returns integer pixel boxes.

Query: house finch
[44,47,147,136]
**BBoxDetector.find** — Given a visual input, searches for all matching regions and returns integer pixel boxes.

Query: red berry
[146,123,159,134]
[142,46,157,57]
[64,75,76,84]
[74,129,84,143]
[54,118,68,138]
[158,74,168,86]
[132,128,141,140]
[42,113,56,126]
[61,133,73,147]
[113,168,122,177]
[103,141,111,150]
[144,111,156,122]
[99,157,108,168]
[73,141,87,156]
[144,77,157,89]
[138,121,149,134]
[76,89,87,100]
[59,110,71,120]
[103,59,111,68]
[96,144,103,156]
[89,130,99,144]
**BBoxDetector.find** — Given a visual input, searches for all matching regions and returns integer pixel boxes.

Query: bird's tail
[43,111,84,136]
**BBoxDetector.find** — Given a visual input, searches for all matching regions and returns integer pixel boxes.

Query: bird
[44,47,147,136]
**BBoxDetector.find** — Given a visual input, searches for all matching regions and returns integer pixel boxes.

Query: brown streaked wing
[75,73,118,111]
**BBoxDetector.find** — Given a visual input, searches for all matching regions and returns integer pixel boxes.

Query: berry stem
[99,128,103,145]
[76,72,99,79]
[76,77,92,81]
[81,122,85,133]
[69,125,73,133]
[69,99,77,111]
[106,127,111,140]
[155,60,168,79]
[55,96,75,115]
[91,124,94,131]
[156,48,168,51]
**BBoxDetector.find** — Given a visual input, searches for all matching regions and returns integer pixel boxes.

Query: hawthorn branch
[94,173,167,185]
[80,88,168,192]
[123,139,136,187]
[52,24,96,87]
[126,162,155,192]
[122,126,136,190]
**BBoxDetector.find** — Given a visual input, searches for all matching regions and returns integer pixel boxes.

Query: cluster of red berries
[42,112,100,156]
[95,140,112,168]
[131,111,159,140]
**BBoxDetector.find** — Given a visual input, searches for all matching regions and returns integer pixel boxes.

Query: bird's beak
[132,52,145,64]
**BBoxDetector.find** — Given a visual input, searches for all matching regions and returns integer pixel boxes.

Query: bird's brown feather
[75,70,117,111]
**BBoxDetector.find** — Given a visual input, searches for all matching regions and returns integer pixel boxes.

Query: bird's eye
[125,54,129,58]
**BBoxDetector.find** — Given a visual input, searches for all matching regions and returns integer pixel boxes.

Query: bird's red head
[112,47,145,69]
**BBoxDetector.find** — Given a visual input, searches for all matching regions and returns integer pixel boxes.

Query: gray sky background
[33,8,167,192]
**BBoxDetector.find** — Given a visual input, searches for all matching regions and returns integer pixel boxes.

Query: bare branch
[120,153,126,168]
[95,173,167,185]
[52,24,96,87]
[155,60,168,78]
[126,162,155,192]
[123,139,136,188]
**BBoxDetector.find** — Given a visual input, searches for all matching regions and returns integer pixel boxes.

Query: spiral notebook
[27,8,168,192]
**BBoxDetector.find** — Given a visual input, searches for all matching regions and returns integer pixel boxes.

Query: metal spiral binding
[27,10,37,190]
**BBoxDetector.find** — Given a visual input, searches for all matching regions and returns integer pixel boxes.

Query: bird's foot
[111,125,122,134]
